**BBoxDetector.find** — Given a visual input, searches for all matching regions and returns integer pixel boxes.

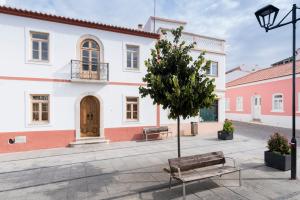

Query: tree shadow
[0,161,118,200]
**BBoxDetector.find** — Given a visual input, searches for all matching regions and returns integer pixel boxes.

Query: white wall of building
[0,14,155,83]
[0,12,226,137]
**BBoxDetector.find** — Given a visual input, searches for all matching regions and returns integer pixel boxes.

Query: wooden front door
[80,96,100,137]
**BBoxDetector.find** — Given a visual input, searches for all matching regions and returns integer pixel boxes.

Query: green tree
[139,26,216,157]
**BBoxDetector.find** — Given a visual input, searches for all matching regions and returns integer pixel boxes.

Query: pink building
[226,60,300,129]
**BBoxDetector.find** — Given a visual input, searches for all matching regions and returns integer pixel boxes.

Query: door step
[69,138,109,147]
[252,119,262,123]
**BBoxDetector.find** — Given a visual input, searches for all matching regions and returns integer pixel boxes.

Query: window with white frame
[225,98,230,111]
[31,95,49,123]
[31,32,49,61]
[298,93,300,111]
[126,45,139,69]
[206,61,218,76]
[272,94,283,112]
[236,96,243,111]
[126,97,139,120]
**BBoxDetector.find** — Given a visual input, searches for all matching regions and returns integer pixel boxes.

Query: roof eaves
[0,6,160,39]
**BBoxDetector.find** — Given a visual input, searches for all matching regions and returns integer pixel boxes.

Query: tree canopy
[139,26,216,120]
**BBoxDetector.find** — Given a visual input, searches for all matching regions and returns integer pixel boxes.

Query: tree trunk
[177,116,181,158]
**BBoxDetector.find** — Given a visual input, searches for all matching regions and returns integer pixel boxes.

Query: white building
[0,6,226,153]
[226,65,260,83]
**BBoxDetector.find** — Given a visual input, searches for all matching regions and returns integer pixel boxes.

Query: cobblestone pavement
[1,122,300,199]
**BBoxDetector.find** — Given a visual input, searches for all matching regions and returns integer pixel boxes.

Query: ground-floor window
[126,97,139,121]
[225,98,230,111]
[236,96,243,111]
[200,100,218,122]
[272,94,283,112]
[298,92,300,111]
[31,94,49,124]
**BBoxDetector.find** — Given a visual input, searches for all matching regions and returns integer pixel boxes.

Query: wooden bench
[143,126,172,141]
[164,151,241,200]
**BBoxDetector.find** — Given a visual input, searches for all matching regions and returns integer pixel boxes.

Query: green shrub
[223,119,234,133]
[267,133,291,155]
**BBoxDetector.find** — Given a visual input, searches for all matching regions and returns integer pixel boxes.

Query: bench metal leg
[182,182,186,200]
[146,134,148,141]
[169,176,172,189]
[239,170,242,186]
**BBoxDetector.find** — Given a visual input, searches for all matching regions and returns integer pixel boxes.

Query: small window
[126,97,139,120]
[126,45,139,69]
[207,61,218,76]
[236,96,243,111]
[272,94,283,112]
[298,93,300,111]
[31,95,49,124]
[31,32,49,61]
[225,98,230,111]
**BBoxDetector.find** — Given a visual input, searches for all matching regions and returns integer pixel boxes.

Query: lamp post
[255,4,300,180]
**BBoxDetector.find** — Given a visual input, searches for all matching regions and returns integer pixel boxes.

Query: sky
[4,0,300,71]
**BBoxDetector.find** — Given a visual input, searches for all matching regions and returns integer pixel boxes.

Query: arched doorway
[80,96,100,137]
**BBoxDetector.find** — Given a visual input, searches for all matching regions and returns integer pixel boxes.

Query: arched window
[81,39,100,72]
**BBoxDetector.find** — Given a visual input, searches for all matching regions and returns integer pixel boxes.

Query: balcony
[71,60,109,83]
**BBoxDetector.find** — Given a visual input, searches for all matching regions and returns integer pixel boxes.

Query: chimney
[137,24,143,30]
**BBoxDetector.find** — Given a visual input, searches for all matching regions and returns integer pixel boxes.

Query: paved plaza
[1,122,300,200]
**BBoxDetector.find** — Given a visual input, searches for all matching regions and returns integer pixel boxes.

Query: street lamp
[255,4,300,180]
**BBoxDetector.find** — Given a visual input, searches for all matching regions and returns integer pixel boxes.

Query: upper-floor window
[225,98,230,111]
[236,96,243,111]
[207,61,218,76]
[298,93,300,112]
[81,39,100,72]
[272,94,283,112]
[126,97,139,121]
[31,95,49,124]
[31,32,49,61]
[126,45,139,69]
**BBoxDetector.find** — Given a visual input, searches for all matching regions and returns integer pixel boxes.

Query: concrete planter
[264,151,291,171]
[217,131,233,140]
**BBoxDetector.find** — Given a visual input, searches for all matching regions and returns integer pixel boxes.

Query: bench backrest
[168,151,225,173]
[143,126,168,134]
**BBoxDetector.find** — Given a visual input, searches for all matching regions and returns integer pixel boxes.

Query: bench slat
[178,166,239,182]
[143,126,168,134]
[168,151,225,172]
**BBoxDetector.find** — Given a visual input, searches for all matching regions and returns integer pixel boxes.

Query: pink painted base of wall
[0,123,223,153]
[105,126,159,142]
[0,130,75,153]
[164,122,223,136]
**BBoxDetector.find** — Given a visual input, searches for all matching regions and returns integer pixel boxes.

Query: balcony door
[81,39,100,80]
[80,96,100,137]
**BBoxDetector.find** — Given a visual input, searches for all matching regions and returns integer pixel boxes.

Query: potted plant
[264,133,291,171]
[218,119,234,140]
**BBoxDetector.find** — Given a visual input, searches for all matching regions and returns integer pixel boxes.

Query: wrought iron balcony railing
[71,60,109,82]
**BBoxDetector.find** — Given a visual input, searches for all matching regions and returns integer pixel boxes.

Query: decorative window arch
[80,39,100,71]
[77,35,104,62]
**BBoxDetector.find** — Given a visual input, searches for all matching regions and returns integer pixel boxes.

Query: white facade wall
[0,13,157,137]
[143,17,186,33]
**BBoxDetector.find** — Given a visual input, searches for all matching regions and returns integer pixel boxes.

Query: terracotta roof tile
[0,6,160,39]
[226,60,300,88]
